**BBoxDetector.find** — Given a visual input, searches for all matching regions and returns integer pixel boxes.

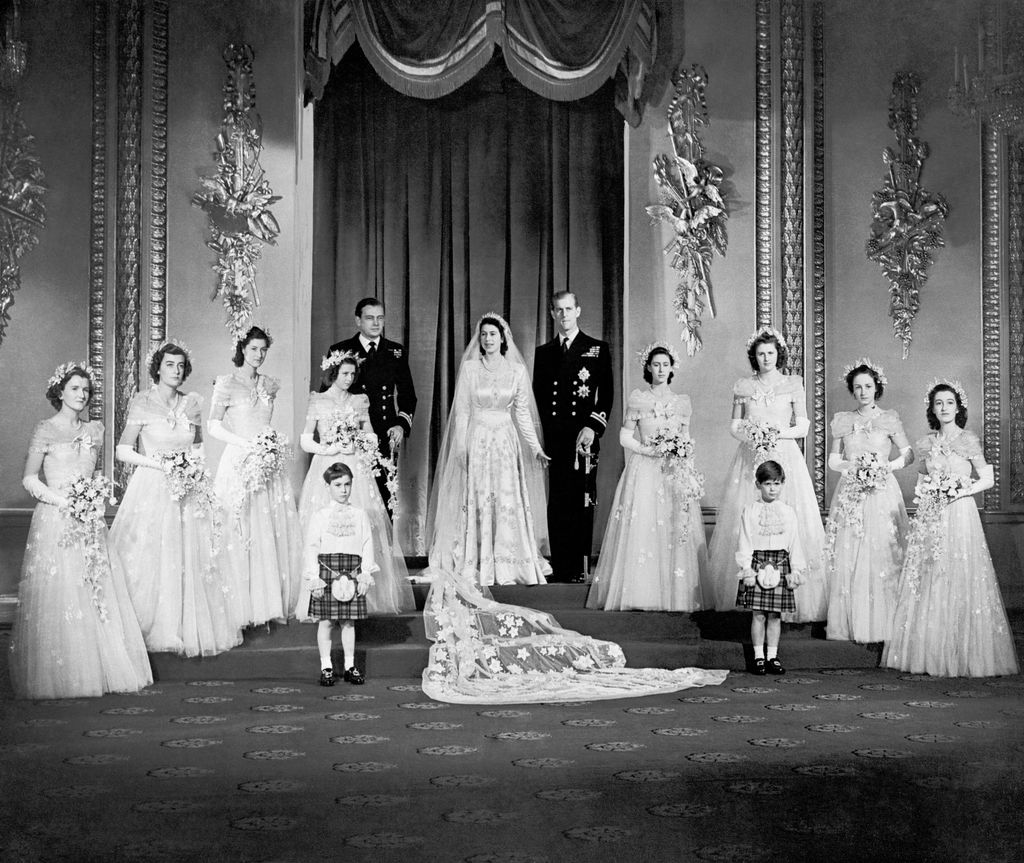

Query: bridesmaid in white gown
[705,327,828,621]
[297,350,413,617]
[10,362,152,698]
[208,326,303,626]
[824,359,912,643]
[110,341,243,657]
[587,342,706,611]
[425,314,552,587]
[883,381,1018,677]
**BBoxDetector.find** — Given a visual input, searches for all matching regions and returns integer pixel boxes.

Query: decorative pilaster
[811,0,826,508]
[149,0,168,347]
[115,0,143,490]
[981,123,1002,511]
[89,0,108,426]
[1009,140,1024,505]
[780,0,804,377]
[754,0,773,327]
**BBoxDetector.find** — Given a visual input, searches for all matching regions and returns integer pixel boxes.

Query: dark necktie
[367,342,377,358]
[561,338,569,354]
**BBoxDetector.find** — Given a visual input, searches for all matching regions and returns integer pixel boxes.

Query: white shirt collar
[560,329,579,348]
[359,335,379,352]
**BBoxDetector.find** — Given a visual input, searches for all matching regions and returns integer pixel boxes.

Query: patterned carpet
[2,650,1023,863]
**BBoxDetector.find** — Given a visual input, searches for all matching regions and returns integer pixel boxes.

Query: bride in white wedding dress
[421,313,728,703]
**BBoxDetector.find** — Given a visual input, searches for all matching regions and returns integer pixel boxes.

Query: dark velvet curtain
[312,46,623,554]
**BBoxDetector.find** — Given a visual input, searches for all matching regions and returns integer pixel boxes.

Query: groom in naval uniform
[533,291,613,582]
[327,297,417,516]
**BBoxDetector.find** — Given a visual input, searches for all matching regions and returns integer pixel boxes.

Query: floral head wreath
[144,338,192,370]
[636,340,681,371]
[925,378,968,409]
[745,325,788,350]
[47,361,96,391]
[321,349,362,372]
[841,357,888,386]
[240,323,272,342]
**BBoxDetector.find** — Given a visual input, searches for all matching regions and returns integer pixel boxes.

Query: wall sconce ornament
[866,72,949,359]
[193,43,280,340]
[646,64,728,356]
[0,0,46,349]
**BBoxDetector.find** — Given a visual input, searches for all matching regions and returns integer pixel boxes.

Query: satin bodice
[28,419,104,488]
[733,375,805,427]
[461,360,541,452]
[916,430,983,479]
[305,389,370,434]
[625,389,692,444]
[125,388,201,455]
[831,409,907,460]
[211,373,279,438]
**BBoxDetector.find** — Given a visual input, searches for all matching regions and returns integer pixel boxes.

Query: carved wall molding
[1010,140,1024,505]
[149,0,168,347]
[754,0,773,327]
[982,122,1003,510]
[115,0,143,491]
[811,0,826,509]
[89,0,108,426]
[780,0,804,379]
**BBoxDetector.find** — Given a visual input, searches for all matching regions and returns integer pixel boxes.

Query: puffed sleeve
[28,421,51,454]
[211,374,233,411]
[829,411,854,440]
[732,377,754,406]
[786,375,808,418]
[263,375,281,397]
[914,435,933,461]
[353,394,372,426]
[304,392,321,426]
[624,389,646,424]
[957,430,985,462]
[880,410,910,450]
[125,391,149,425]
[512,365,542,455]
[183,392,204,428]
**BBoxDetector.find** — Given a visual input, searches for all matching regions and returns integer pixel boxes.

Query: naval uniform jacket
[327,335,417,457]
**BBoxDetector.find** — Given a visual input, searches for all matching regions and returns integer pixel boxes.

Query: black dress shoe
[750,658,767,676]
[343,667,365,685]
[319,668,336,687]
[765,658,785,675]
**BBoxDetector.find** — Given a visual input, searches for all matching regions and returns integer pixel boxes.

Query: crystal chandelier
[948,3,1024,138]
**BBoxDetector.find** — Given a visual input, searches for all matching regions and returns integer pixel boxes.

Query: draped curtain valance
[306,0,657,125]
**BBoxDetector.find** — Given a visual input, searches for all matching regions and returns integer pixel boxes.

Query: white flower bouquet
[741,420,780,465]
[321,408,400,517]
[646,428,705,504]
[59,474,116,621]
[901,471,974,595]
[240,428,292,495]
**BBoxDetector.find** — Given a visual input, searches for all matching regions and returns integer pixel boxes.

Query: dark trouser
[545,429,598,582]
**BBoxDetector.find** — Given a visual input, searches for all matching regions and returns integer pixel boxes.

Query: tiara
[321,349,362,371]
[925,378,968,408]
[47,361,95,391]
[144,338,192,370]
[636,340,681,370]
[746,326,788,350]
[841,357,888,386]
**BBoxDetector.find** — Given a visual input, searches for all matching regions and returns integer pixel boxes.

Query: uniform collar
[359,335,380,352]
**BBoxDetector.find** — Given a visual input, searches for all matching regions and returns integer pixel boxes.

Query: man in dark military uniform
[327,297,416,515]
[533,291,613,582]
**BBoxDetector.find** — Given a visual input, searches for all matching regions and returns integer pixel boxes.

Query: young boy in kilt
[299,462,379,686]
[735,460,805,675]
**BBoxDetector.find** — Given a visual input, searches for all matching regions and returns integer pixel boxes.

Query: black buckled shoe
[765,658,786,675]
[343,666,365,685]
[750,658,767,676]
[319,668,336,687]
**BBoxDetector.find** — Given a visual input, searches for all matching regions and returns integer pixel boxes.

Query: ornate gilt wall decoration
[89,0,109,425]
[193,43,281,341]
[115,0,143,491]
[866,73,950,360]
[1009,140,1024,505]
[646,63,728,356]
[981,122,1002,510]
[754,0,772,327]
[149,0,168,347]
[0,0,46,349]
[811,0,826,509]
[780,0,804,377]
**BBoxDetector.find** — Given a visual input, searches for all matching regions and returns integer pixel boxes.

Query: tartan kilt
[735,549,795,613]
[308,553,367,621]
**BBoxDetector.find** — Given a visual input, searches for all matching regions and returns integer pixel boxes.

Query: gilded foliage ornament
[193,43,280,341]
[646,64,728,356]
[866,72,949,359]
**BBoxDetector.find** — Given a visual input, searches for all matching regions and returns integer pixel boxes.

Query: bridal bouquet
[901,471,973,596]
[646,428,705,504]
[240,428,292,496]
[158,449,223,559]
[741,419,780,465]
[321,407,400,516]
[59,474,116,621]
[824,452,892,555]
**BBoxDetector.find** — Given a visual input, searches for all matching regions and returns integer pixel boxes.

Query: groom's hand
[575,427,595,453]
[387,425,403,453]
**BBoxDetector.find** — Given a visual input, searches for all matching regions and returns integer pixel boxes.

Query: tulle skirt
[10,503,153,699]
[825,474,907,643]
[297,453,414,618]
[883,497,1018,677]
[110,466,244,657]
[705,439,828,621]
[214,443,303,626]
[587,453,706,611]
